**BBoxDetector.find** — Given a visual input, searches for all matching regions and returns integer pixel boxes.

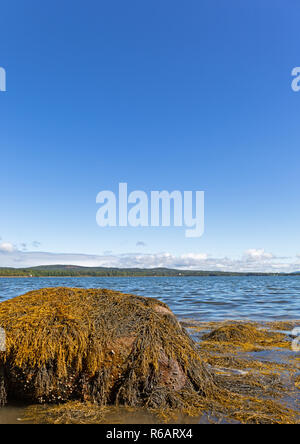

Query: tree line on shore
[0,265,294,277]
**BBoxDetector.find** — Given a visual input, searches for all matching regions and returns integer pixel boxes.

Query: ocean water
[0,275,299,322]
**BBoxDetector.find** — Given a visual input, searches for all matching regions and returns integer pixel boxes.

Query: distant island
[0,265,299,277]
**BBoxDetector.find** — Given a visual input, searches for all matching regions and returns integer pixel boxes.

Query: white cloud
[0,242,15,253]
[0,243,299,273]
[244,249,274,261]
[181,253,208,260]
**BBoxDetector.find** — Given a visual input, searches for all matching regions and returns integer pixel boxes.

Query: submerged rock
[0,288,214,407]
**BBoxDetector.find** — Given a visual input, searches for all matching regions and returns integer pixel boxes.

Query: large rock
[0,288,214,407]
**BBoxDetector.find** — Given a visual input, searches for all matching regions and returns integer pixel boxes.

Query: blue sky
[0,0,299,271]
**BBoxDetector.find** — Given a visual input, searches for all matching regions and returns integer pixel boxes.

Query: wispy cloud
[32,241,41,248]
[244,249,274,260]
[136,241,147,247]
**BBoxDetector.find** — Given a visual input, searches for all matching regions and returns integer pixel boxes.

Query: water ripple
[0,276,299,322]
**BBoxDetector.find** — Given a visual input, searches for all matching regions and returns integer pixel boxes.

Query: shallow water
[0,276,300,322]
[0,404,29,424]
[0,404,214,425]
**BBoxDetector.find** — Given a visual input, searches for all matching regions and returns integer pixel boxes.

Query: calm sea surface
[0,276,300,322]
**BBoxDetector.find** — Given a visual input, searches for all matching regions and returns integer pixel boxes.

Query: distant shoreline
[0,265,299,279]
[0,275,294,278]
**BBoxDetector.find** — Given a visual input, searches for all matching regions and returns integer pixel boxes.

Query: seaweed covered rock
[201,322,287,349]
[0,288,214,407]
